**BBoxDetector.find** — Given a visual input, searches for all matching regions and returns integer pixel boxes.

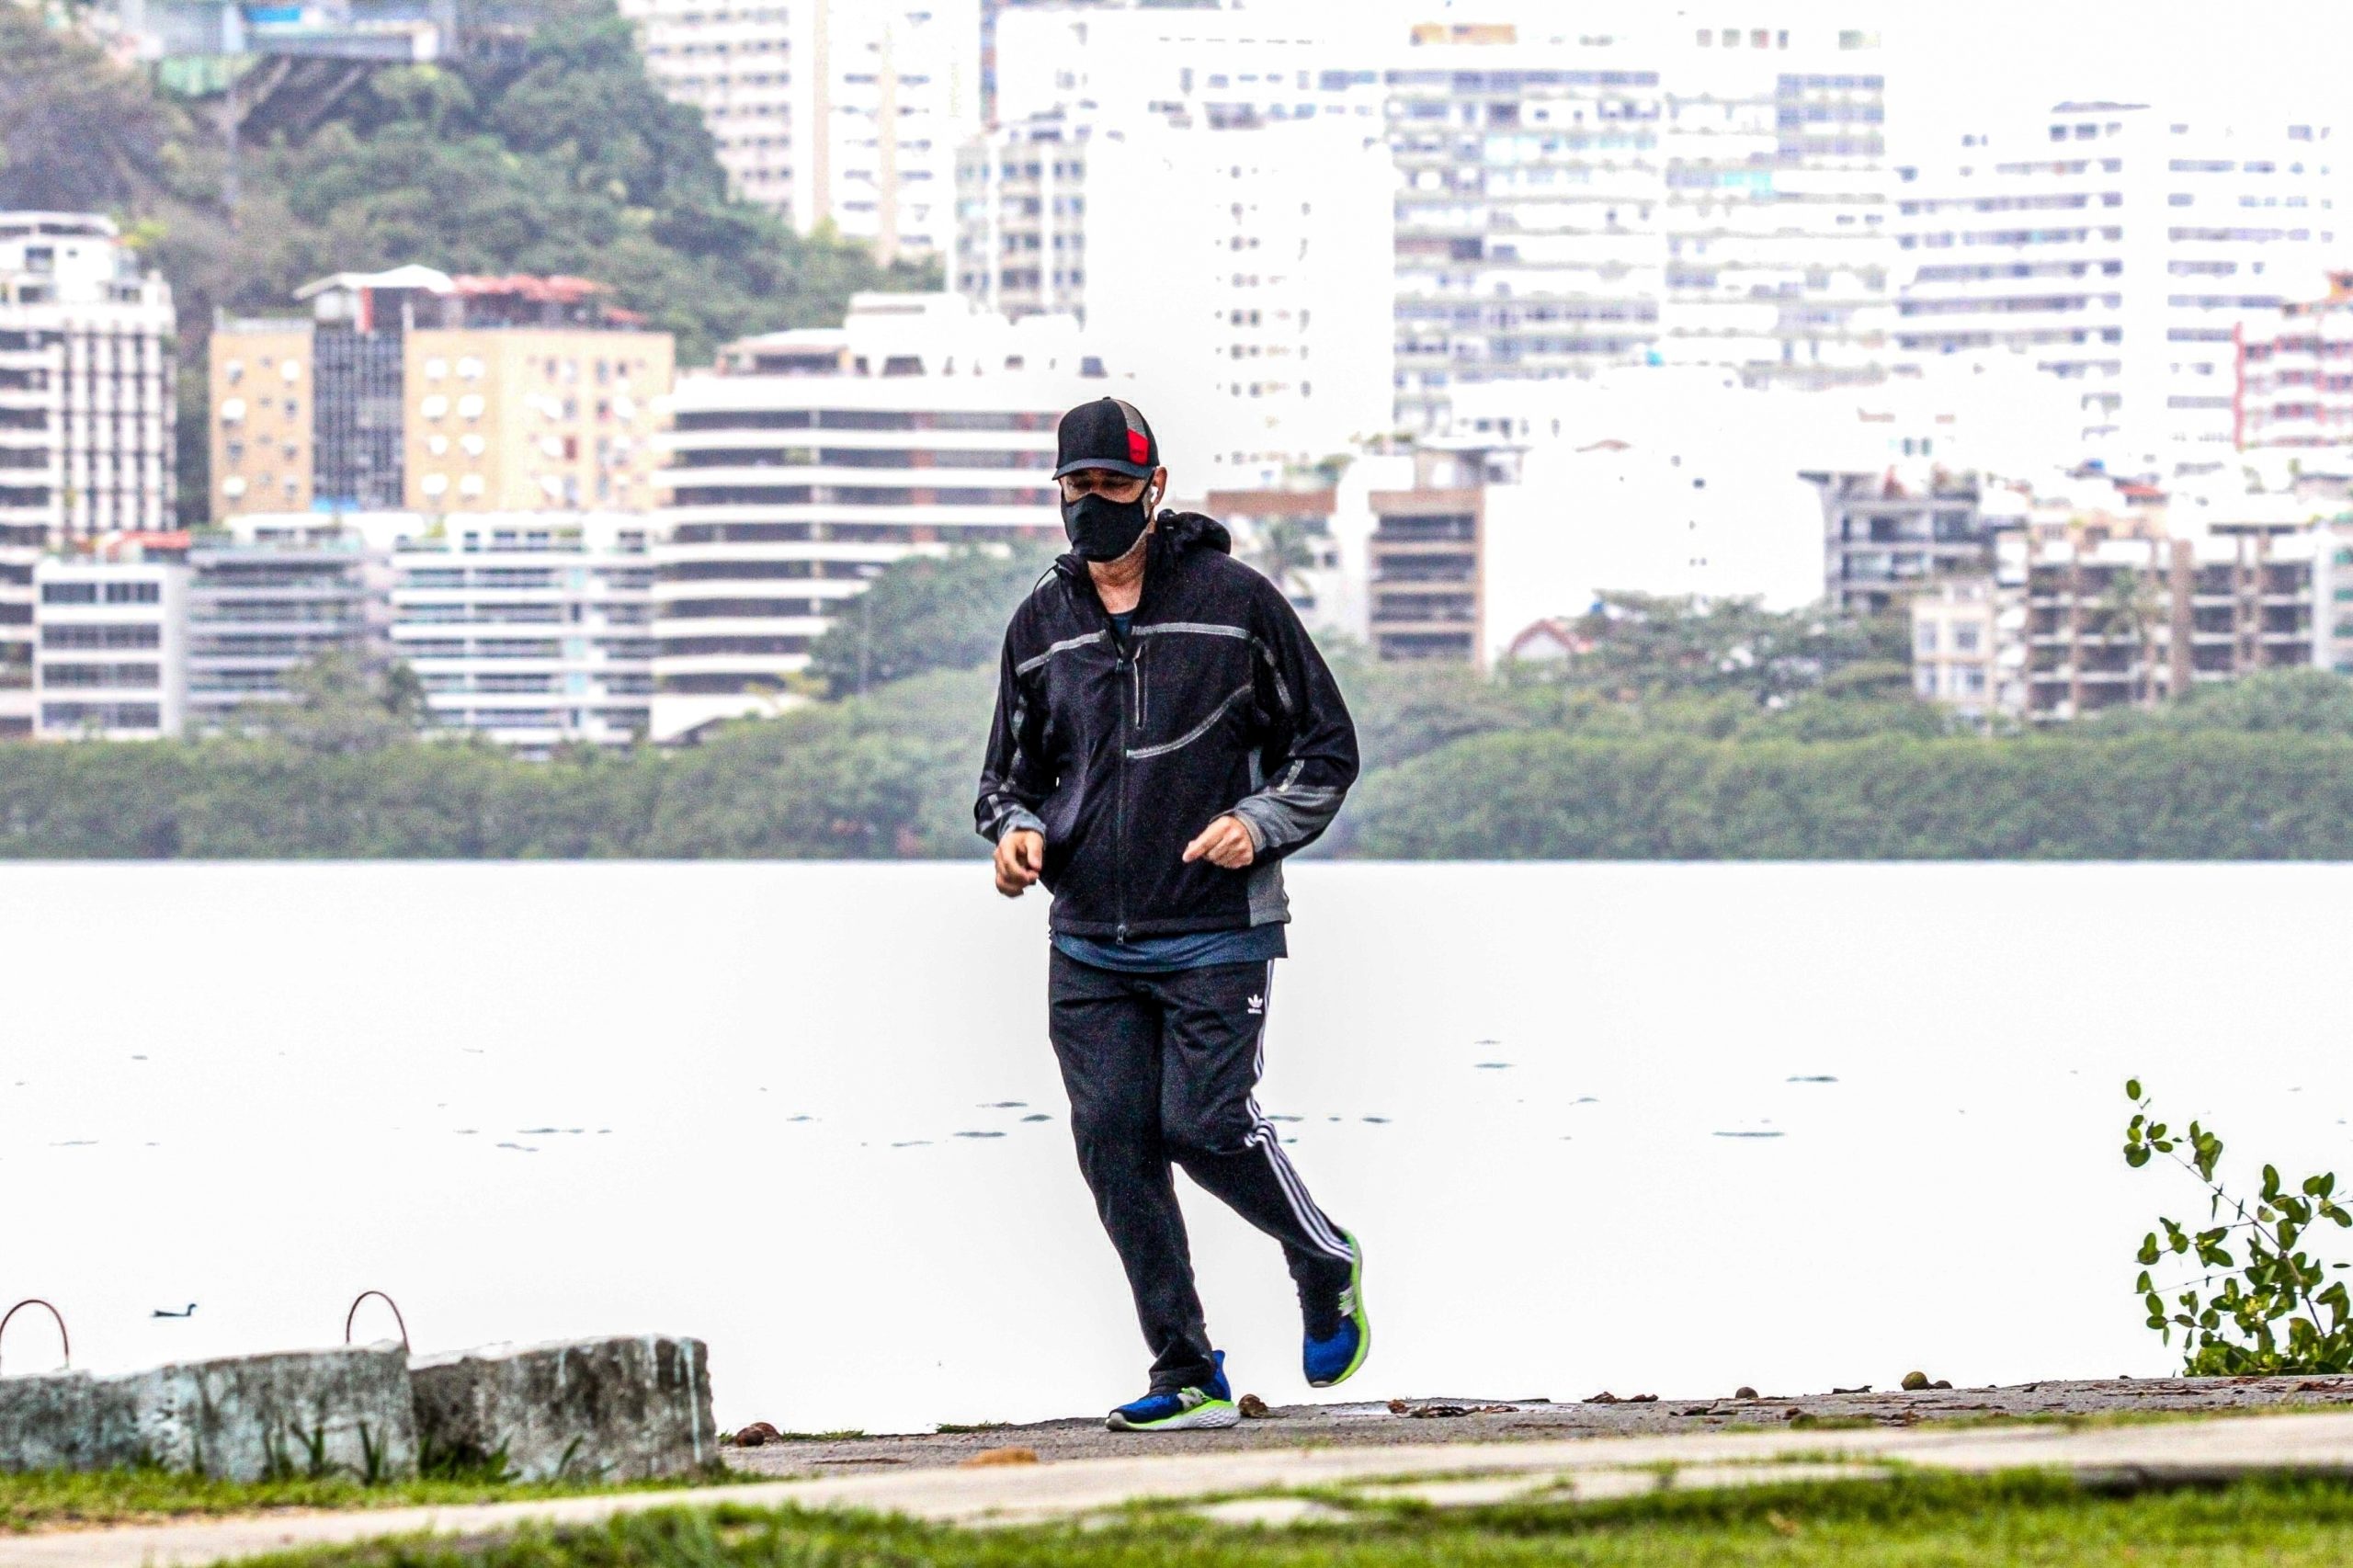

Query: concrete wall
[0,1344,416,1481]
[411,1335,714,1483]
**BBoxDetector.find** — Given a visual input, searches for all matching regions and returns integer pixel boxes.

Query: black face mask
[1063,490,1152,562]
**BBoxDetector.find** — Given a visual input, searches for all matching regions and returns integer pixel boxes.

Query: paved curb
[14,1410,2353,1567]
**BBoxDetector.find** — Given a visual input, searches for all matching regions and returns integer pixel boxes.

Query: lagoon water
[6,861,2352,1433]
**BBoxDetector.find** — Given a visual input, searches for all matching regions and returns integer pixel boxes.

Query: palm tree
[2096,568,2165,709]
[1249,517,1321,599]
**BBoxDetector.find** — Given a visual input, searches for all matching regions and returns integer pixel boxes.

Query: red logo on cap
[1127,430,1151,465]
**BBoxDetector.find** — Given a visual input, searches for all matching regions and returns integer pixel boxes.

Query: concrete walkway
[727,1373,2353,1473]
[17,1408,2353,1567]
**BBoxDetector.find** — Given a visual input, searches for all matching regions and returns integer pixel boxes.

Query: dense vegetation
[9,575,2353,859]
[803,542,1063,699]
[0,0,930,521]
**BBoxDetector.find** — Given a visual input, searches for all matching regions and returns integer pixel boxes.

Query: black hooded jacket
[975,513,1359,940]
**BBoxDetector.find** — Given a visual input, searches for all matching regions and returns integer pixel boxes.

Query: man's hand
[994,828,1044,897]
[1182,814,1256,870]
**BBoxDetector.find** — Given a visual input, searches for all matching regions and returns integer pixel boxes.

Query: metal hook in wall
[0,1299,70,1375]
[344,1290,411,1352]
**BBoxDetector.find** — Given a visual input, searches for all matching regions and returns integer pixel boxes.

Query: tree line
[10,568,2353,859]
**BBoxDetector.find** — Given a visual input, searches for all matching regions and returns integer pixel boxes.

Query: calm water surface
[5,861,2350,1433]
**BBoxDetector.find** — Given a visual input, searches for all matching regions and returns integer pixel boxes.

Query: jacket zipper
[1103,578,1134,945]
[1114,642,1130,944]
[1091,537,1159,946]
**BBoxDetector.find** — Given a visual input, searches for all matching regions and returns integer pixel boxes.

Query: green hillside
[0,0,931,522]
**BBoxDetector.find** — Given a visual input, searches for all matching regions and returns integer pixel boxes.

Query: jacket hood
[1053,510,1232,581]
[1154,510,1233,556]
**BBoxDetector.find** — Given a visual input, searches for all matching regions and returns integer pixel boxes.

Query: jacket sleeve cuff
[1230,785,1343,856]
[987,805,1048,844]
[1227,797,1279,854]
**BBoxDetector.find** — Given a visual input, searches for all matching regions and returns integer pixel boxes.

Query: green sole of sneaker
[1309,1231,1371,1389]
[1107,1401,1241,1432]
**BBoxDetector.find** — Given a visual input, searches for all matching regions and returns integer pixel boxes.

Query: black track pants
[1047,949,1354,1392]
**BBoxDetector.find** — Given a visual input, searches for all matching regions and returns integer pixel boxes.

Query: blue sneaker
[1106,1349,1239,1431]
[1302,1232,1370,1388]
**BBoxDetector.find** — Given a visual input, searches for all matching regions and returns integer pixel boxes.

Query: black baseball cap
[1054,397,1159,480]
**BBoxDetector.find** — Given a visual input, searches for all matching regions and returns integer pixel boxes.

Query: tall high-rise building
[649,291,1100,741]
[955,113,1094,322]
[621,0,978,263]
[974,7,1894,437]
[1081,115,1396,487]
[209,268,674,522]
[1388,19,1892,433]
[0,212,177,737]
[1384,49,1668,433]
[1893,103,2340,479]
[620,0,805,212]
[1657,32,1890,382]
[0,213,176,539]
[811,0,981,265]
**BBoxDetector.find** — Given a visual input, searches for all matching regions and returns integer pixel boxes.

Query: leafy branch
[2122,1078,2353,1374]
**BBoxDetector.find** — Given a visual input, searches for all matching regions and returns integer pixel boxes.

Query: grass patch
[0,1464,757,1532]
[211,1471,2353,1567]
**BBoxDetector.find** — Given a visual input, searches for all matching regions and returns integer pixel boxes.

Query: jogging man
[976,396,1370,1433]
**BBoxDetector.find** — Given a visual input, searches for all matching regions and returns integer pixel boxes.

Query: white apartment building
[651,291,1101,741]
[620,0,804,212]
[1465,380,1832,664]
[389,512,655,750]
[1390,20,1893,434]
[955,112,1092,321]
[1084,115,1394,488]
[622,0,978,262]
[983,6,1893,436]
[1657,38,1890,382]
[2236,270,2353,450]
[0,214,176,542]
[1909,579,2007,723]
[814,0,980,264]
[0,506,27,737]
[186,514,389,729]
[1,212,176,735]
[1894,103,2339,480]
[32,554,188,740]
[987,3,1383,134]
[1439,369,2067,648]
